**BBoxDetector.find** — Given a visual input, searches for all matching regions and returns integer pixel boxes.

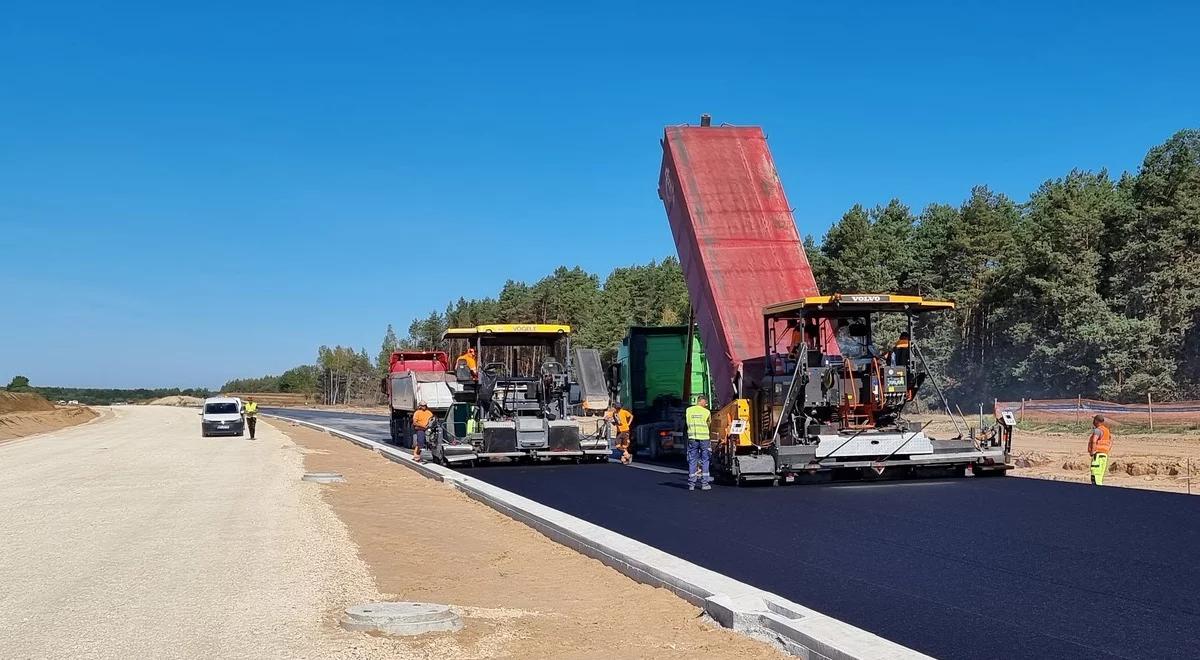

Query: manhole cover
[301,472,345,483]
[341,602,463,636]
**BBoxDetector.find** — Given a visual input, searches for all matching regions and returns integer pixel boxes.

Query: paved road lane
[266,408,1200,659]
[267,407,392,442]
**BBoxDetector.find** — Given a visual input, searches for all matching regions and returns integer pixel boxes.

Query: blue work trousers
[687,440,712,486]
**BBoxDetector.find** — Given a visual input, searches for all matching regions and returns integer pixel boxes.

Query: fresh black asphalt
[267,408,1200,659]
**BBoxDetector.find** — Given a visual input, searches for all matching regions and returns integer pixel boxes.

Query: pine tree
[376,324,399,373]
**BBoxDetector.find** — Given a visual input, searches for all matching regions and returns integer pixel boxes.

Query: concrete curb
[264,413,929,660]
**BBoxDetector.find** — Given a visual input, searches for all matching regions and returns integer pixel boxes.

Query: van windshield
[204,403,240,415]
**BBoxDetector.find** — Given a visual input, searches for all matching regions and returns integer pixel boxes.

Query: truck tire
[399,415,412,449]
[390,411,411,446]
[389,412,401,444]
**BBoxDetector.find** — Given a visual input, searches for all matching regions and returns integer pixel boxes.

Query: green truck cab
[615,326,713,460]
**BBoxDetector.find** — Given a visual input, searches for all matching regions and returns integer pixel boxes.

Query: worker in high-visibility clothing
[456,348,478,378]
[1088,414,1113,486]
[685,395,712,491]
[412,402,435,462]
[888,332,911,366]
[243,397,258,440]
[609,402,634,464]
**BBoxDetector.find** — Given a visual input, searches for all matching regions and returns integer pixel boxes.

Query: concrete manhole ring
[301,472,345,483]
[341,601,463,636]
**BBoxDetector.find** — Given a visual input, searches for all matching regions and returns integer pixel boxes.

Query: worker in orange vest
[412,402,435,462]
[456,348,478,378]
[1088,414,1113,486]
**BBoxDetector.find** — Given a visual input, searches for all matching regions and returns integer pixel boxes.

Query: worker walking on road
[609,402,634,464]
[1088,414,1113,486]
[243,397,258,440]
[685,396,712,491]
[412,402,435,462]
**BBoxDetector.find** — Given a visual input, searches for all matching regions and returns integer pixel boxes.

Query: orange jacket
[457,352,478,371]
[610,408,633,433]
[1089,424,1112,454]
[413,409,435,430]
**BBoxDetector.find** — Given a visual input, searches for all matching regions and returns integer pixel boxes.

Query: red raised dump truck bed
[658,123,821,406]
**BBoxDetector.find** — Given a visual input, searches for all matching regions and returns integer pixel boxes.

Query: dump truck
[381,350,478,464]
[615,325,713,460]
[437,324,608,463]
[658,117,1012,484]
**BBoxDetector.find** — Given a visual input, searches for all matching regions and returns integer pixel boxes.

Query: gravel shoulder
[276,418,787,659]
[0,406,386,659]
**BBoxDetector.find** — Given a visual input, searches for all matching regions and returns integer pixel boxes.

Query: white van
[200,396,245,437]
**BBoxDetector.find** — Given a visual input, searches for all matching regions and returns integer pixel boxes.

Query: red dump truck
[380,351,475,462]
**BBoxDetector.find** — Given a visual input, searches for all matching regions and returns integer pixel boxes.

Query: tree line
[807,130,1200,404]
[222,261,690,404]
[5,375,212,405]
[227,129,1199,406]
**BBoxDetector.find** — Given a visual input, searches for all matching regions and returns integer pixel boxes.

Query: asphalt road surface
[0,406,380,659]
[270,407,1200,659]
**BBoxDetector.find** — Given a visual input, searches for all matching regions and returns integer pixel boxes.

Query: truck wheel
[400,416,412,449]
[389,413,401,444]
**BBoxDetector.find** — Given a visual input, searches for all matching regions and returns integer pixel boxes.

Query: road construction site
[269,406,1200,660]
[234,121,1198,658]
[8,118,1198,660]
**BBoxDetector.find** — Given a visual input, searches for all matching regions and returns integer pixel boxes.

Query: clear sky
[2,1,1197,388]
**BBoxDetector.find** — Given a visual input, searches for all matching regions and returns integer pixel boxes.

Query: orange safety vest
[457,352,478,371]
[1089,424,1112,454]
[612,409,633,433]
[413,409,435,430]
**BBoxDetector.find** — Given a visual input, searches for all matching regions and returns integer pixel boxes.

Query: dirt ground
[0,391,57,413]
[146,394,204,406]
[0,407,99,442]
[0,391,98,442]
[918,413,1200,495]
[273,419,785,660]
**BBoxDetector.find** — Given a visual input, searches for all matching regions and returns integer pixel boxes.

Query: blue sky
[2,1,1197,388]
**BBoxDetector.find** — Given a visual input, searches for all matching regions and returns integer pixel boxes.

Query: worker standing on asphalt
[243,397,258,440]
[685,396,712,491]
[609,402,634,464]
[412,402,434,462]
[1088,414,1113,486]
